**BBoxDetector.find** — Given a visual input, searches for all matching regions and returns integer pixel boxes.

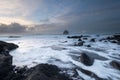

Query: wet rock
[82,37,88,40]
[110,60,120,70]
[8,36,21,38]
[78,38,82,41]
[0,54,13,80]
[78,41,84,46]
[104,40,108,42]
[106,36,113,40]
[74,41,84,46]
[80,53,94,66]
[24,64,72,80]
[99,38,105,42]
[67,35,83,39]
[110,40,117,43]
[4,65,28,80]
[86,45,91,47]
[113,34,120,41]
[105,34,120,45]
[0,41,18,52]
[99,39,102,42]
[90,38,96,42]
[14,66,28,74]
[0,41,19,80]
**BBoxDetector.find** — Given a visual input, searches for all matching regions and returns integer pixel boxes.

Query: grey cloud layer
[0,0,120,35]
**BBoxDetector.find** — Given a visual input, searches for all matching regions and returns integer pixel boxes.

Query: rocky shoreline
[0,41,72,80]
[1,34,120,80]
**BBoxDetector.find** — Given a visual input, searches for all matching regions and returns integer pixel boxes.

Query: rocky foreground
[1,34,120,80]
[0,41,72,80]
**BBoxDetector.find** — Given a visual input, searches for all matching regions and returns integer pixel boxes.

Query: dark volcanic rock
[0,41,18,52]
[67,35,83,39]
[74,41,84,46]
[80,53,94,66]
[90,38,96,42]
[0,41,19,80]
[110,40,117,43]
[78,38,82,41]
[86,45,91,47]
[78,41,84,46]
[113,34,120,41]
[24,64,72,80]
[110,60,120,70]
[0,54,13,80]
[105,34,120,45]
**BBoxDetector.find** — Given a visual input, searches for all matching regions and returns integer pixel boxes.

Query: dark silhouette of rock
[78,41,84,46]
[82,37,88,40]
[24,64,72,80]
[111,40,117,43]
[110,60,120,70]
[8,36,21,38]
[113,34,120,41]
[86,45,91,47]
[63,30,69,35]
[0,41,19,80]
[90,38,96,42]
[74,41,84,46]
[78,38,82,41]
[80,53,94,66]
[0,54,13,80]
[0,41,18,52]
[67,35,83,39]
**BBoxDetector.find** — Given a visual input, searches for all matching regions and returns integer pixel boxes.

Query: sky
[0,0,120,35]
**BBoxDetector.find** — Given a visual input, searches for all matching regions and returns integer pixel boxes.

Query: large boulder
[80,53,94,66]
[24,64,72,80]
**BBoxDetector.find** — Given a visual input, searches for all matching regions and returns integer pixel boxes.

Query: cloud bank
[0,0,120,35]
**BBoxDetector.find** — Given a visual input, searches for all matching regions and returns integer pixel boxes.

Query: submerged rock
[0,41,19,80]
[67,35,83,39]
[104,34,120,45]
